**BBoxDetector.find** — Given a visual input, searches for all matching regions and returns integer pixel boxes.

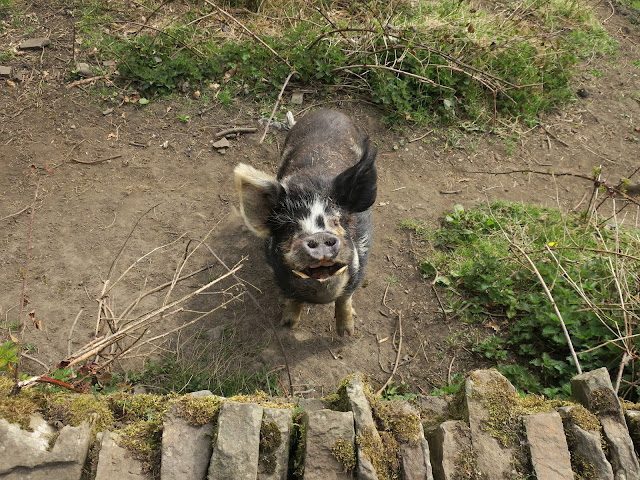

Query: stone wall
[1,368,640,479]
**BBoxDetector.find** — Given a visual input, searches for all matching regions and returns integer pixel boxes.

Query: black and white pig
[234,109,377,336]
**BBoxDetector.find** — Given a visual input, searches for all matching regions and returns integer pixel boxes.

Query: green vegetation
[404,201,640,399]
[51,0,616,126]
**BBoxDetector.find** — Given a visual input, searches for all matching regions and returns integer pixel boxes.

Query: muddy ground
[1,2,639,397]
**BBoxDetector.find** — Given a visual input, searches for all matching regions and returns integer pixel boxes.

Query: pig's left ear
[234,163,282,237]
[332,139,377,213]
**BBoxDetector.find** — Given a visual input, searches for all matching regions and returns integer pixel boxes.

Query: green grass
[404,201,640,399]
[54,0,617,126]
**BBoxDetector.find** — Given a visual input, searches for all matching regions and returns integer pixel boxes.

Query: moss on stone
[331,438,356,474]
[571,452,600,480]
[173,395,221,427]
[357,425,400,480]
[260,420,282,453]
[48,393,114,432]
[322,377,351,412]
[454,446,487,480]
[290,412,306,479]
[589,389,619,417]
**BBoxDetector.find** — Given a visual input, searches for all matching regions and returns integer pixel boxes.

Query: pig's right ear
[332,139,377,213]
[234,164,281,237]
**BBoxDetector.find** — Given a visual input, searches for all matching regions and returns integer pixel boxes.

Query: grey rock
[161,403,214,480]
[346,375,380,480]
[523,411,573,480]
[559,406,614,480]
[625,410,640,454]
[415,395,449,439]
[19,38,51,49]
[464,369,518,480]
[103,60,117,68]
[208,401,263,480]
[0,416,92,480]
[291,92,304,105]
[386,401,433,480]
[302,409,355,480]
[297,398,326,412]
[430,420,473,480]
[572,368,640,480]
[212,138,230,150]
[258,407,292,480]
[0,66,14,78]
[94,430,150,480]
[75,62,93,77]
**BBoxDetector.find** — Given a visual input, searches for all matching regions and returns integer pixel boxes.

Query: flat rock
[572,368,640,480]
[75,62,93,77]
[0,416,92,480]
[0,66,14,78]
[302,409,355,480]
[208,401,263,480]
[430,420,473,480]
[523,411,573,480]
[464,369,518,480]
[161,403,215,480]
[212,138,230,149]
[94,430,151,480]
[291,92,304,105]
[625,410,640,454]
[559,406,614,480]
[19,37,51,49]
[346,375,380,480]
[258,407,292,480]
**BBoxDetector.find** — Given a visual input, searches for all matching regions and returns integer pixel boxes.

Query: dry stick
[259,70,297,144]
[615,353,632,395]
[15,179,40,385]
[67,309,84,358]
[511,243,582,375]
[204,0,291,68]
[215,127,257,138]
[375,311,403,397]
[332,64,444,89]
[70,154,122,165]
[66,75,110,89]
[203,244,294,398]
[466,168,640,208]
[0,205,31,222]
[66,265,243,368]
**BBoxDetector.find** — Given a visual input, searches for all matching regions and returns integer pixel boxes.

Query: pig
[234,109,377,336]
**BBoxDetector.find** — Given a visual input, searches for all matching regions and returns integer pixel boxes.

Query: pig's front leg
[335,295,355,336]
[281,298,304,328]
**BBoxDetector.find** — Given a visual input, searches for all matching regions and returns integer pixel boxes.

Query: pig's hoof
[280,314,300,329]
[337,324,355,337]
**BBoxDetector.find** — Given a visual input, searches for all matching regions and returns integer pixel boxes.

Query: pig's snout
[303,232,341,260]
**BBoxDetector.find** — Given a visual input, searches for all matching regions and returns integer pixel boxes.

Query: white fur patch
[299,198,328,235]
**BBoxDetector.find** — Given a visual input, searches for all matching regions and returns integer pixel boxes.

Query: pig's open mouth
[292,261,348,282]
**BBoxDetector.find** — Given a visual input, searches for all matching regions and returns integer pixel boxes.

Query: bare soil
[1,2,639,397]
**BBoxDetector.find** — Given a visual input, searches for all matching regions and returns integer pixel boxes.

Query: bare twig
[67,309,84,358]
[375,311,403,397]
[510,244,582,375]
[259,70,297,143]
[215,127,257,138]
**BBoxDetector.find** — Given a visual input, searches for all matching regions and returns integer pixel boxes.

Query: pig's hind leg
[335,295,356,336]
[281,298,304,328]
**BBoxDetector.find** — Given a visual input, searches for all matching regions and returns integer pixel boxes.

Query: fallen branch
[215,127,257,138]
[67,75,110,89]
[259,70,297,144]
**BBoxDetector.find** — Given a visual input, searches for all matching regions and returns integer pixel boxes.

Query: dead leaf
[29,310,42,330]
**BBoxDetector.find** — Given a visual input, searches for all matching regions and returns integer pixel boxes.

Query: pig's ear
[332,139,377,213]
[234,164,281,237]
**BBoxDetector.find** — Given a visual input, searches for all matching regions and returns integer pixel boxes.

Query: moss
[357,425,400,480]
[331,438,356,475]
[290,412,306,479]
[117,418,164,476]
[454,446,486,480]
[322,378,351,412]
[173,395,221,427]
[589,389,619,417]
[260,420,282,453]
[563,404,601,433]
[227,391,292,410]
[47,393,114,432]
[571,452,601,480]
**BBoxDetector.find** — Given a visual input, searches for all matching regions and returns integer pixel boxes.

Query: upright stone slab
[346,375,380,480]
[464,370,518,480]
[626,410,640,454]
[572,368,640,480]
[385,401,433,480]
[523,411,573,480]
[95,430,151,480]
[208,401,263,480]
[0,416,92,480]
[161,401,215,480]
[258,407,293,480]
[430,420,473,480]
[558,406,614,480]
[302,409,355,480]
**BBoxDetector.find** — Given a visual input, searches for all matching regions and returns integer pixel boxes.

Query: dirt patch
[1,2,639,396]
